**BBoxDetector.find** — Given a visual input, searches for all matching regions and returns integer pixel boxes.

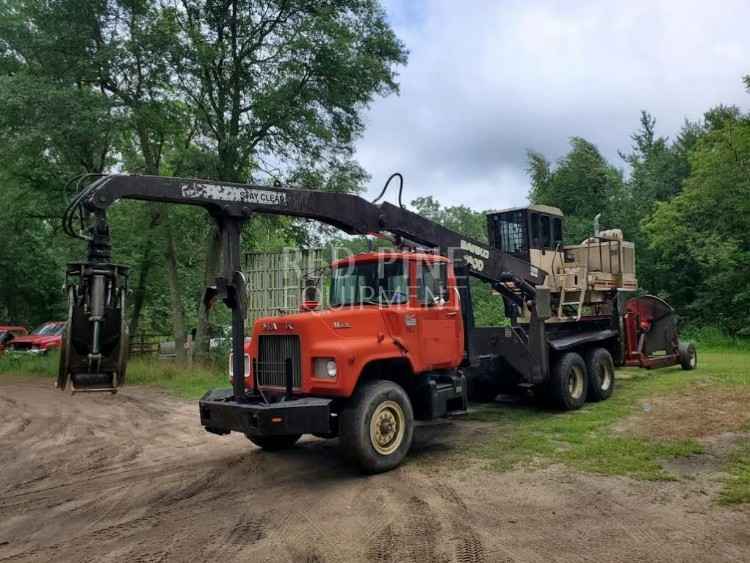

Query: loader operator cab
[486,205,564,261]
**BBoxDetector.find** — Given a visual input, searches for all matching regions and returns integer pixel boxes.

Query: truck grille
[256,335,302,389]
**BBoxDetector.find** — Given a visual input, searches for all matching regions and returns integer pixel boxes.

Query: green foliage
[720,442,750,505]
[0,0,407,349]
[164,0,407,183]
[123,359,228,399]
[0,351,227,399]
[528,137,625,243]
[680,326,750,350]
[410,196,507,327]
[612,111,701,294]
[645,108,750,335]
[0,350,60,377]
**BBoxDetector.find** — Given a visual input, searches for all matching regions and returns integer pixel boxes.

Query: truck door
[414,260,463,369]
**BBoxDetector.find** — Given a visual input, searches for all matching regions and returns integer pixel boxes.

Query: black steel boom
[81,174,545,290]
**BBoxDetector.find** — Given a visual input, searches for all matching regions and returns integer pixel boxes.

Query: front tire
[585,347,615,402]
[246,434,301,451]
[547,352,588,410]
[340,380,414,474]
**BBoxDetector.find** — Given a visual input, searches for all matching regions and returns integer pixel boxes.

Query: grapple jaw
[58,262,129,394]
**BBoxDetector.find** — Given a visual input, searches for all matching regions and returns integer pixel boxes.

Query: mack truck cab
[204,250,469,473]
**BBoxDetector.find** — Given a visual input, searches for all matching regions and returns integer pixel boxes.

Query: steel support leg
[216,216,248,403]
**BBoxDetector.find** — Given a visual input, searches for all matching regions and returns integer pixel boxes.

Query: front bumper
[199,388,333,436]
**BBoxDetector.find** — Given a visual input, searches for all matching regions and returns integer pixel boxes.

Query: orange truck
[224,251,467,472]
[58,174,696,473]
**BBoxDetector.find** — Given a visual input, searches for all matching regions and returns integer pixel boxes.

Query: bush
[681,325,749,349]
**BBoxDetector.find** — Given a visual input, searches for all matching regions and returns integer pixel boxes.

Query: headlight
[314,358,337,379]
[228,353,251,380]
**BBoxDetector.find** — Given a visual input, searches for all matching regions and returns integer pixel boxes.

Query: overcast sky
[354,0,750,211]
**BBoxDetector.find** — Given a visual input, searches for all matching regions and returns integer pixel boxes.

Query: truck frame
[58,174,697,472]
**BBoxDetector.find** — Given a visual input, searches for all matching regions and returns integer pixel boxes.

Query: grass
[0,350,61,377]
[125,359,228,399]
[468,348,749,484]
[0,351,228,400]
[721,442,750,505]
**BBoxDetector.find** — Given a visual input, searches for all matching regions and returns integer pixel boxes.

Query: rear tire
[585,347,615,402]
[547,352,588,410]
[339,380,414,474]
[679,342,697,370]
[246,434,301,451]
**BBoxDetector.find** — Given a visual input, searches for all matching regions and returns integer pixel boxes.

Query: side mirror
[300,278,320,311]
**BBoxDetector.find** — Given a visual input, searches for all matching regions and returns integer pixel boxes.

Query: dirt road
[1,377,748,562]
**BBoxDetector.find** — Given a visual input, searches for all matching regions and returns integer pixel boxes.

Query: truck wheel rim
[568,366,585,400]
[598,363,613,392]
[689,348,697,368]
[370,400,405,456]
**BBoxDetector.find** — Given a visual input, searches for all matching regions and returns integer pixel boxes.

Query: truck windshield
[32,324,63,336]
[330,260,408,306]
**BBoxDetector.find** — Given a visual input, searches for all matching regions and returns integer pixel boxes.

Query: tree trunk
[194,225,223,360]
[164,213,187,364]
[133,123,188,365]
[128,204,162,336]
[128,237,153,338]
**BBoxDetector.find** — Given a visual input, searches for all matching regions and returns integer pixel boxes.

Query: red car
[0,326,29,355]
[6,322,65,354]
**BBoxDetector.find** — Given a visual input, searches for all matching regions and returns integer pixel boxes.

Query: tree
[528,137,625,243]
[645,106,750,335]
[163,0,408,356]
[614,111,700,292]
[0,0,119,325]
[0,0,194,359]
[89,0,190,359]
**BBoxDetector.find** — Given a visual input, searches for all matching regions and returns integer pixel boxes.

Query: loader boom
[81,174,545,289]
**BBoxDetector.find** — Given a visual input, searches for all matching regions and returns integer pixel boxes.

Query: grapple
[58,205,129,393]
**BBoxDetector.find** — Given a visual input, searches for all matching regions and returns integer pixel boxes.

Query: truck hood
[253,307,393,340]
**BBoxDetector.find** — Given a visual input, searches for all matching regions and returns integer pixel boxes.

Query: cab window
[552,217,563,247]
[417,261,448,306]
[530,213,541,247]
[330,260,408,306]
[541,215,551,248]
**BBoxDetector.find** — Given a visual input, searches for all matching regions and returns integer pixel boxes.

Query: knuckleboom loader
[59,174,697,473]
